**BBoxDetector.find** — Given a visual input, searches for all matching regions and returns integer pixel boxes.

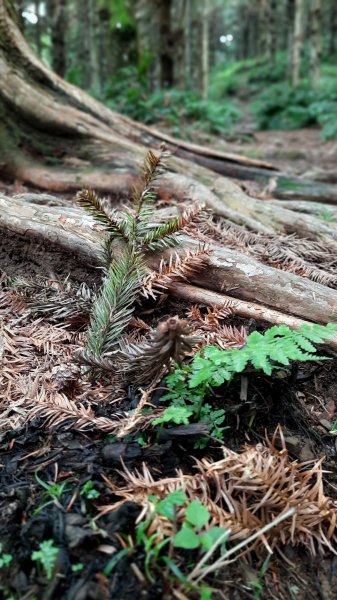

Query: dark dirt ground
[1,128,337,600]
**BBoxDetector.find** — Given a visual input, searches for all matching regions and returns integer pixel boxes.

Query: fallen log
[1,193,337,325]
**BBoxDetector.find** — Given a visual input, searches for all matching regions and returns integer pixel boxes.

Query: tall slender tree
[292,0,304,86]
[309,0,322,88]
[201,0,210,99]
[48,0,67,77]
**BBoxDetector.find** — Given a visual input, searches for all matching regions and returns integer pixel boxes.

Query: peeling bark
[1,193,337,326]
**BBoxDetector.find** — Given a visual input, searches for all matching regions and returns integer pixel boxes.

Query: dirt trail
[225,127,337,179]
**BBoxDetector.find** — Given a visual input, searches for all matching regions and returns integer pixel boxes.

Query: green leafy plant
[155,323,337,436]
[77,149,199,365]
[253,79,337,138]
[0,544,12,570]
[250,554,272,600]
[319,208,337,223]
[80,480,101,500]
[330,421,337,434]
[31,539,59,581]
[34,468,70,514]
[104,73,241,136]
[71,562,84,572]
[132,490,228,598]
[173,499,228,552]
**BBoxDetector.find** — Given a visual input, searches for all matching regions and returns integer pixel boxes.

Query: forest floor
[1,127,337,600]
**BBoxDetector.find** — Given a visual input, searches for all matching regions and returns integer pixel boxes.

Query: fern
[160,323,337,422]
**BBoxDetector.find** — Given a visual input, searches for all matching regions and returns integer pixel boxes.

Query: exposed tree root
[1,193,337,327]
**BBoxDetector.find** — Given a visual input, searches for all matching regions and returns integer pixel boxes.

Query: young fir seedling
[77,149,197,365]
[154,322,337,439]
[31,539,59,581]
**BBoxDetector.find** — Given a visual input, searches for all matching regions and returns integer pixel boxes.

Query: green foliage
[31,540,59,581]
[156,366,226,443]
[103,0,135,29]
[210,54,287,99]
[71,563,85,572]
[78,150,189,361]
[85,250,144,357]
[132,490,228,598]
[0,545,13,570]
[254,80,337,137]
[80,480,101,500]
[173,500,228,552]
[104,70,241,135]
[330,420,337,434]
[34,468,70,514]
[152,405,193,426]
[158,323,337,435]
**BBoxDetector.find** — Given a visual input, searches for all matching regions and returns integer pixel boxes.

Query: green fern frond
[86,250,145,357]
[186,322,337,389]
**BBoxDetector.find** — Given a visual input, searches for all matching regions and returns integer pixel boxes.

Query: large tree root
[2,0,337,244]
[170,283,337,350]
[1,193,337,327]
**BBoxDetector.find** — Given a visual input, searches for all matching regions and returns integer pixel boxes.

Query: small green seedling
[330,421,337,434]
[80,480,100,500]
[34,467,70,514]
[0,544,13,569]
[135,489,187,583]
[133,490,229,599]
[31,539,59,581]
[71,562,84,572]
[319,209,337,223]
[174,500,228,552]
[249,554,272,600]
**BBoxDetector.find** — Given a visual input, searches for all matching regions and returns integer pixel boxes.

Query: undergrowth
[103,67,241,135]
[156,322,337,439]
[253,81,337,137]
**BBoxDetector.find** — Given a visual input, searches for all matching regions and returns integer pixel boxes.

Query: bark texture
[1,0,337,337]
[1,194,337,326]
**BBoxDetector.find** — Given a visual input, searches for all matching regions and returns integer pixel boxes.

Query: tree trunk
[159,0,174,88]
[268,0,277,63]
[258,0,269,56]
[286,0,294,77]
[184,0,193,89]
[309,0,322,88]
[200,0,209,99]
[49,0,67,78]
[292,0,304,86]
[328,0,337,57]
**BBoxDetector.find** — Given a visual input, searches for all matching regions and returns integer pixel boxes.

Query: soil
[1,128,337,600]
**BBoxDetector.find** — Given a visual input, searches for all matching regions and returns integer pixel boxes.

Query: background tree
[309,0,322,88]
